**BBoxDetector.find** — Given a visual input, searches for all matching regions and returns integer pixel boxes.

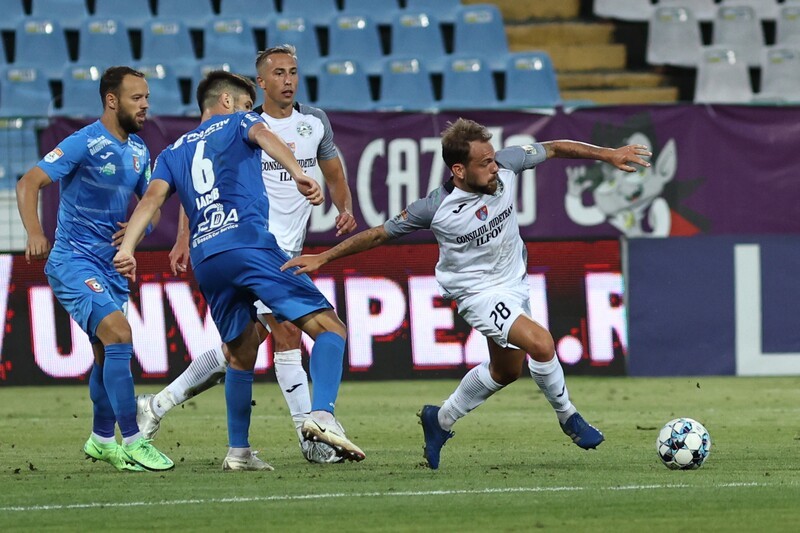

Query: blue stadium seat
[503,52,561,109]
[30,0,89,31]
[137,63,188,116]
[266,17,322,75]
[139,19,197,78]
[93,0,153,30]
[315,59,374,111]
[342,0,400,25]
[0,37,7,67]
[404,0,461,24]
[389,11,446,72]
[0,122,40,187]
[440,56,498,110]
[155,0,214,29]
[0,67,52,117]
[328,14,384,75]
[452,4,509,71]
[77,18,134,70]
[203,18,257,76]
[377,57,435,111]
[281,0,339,27]
[14,19,70,79]
[57,64,103,118]
[0,0,26,31]
[219,0,278,28]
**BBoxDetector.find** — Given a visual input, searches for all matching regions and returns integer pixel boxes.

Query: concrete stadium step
[557,71,670,90]
[506,22,615,48]
[464,0,582,21]
[516,44,627,72]
[562,87,680,105]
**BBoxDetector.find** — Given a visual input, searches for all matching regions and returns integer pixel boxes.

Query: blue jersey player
[16,66,174,472]
[114,71,365,470]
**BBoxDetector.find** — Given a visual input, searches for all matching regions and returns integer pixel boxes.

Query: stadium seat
[719,0,779,21]
[315,59,374,111]
[646,7,703,67]
[30,0,89,31]
[376,57,435,111]
[656,0,717,22]
[712,6,765,67]
[452,4,509,71]
[280,0,339,28]
[219,0,278,29]
[266,17,322,75]
[203,18,257,76]
[0,67,52,117]
[139,19,197,78]
[440,56,498,110]
[0,38,7,67]
[389,11,446,73]
[0,122,40,186]
[57,64,103,118]
[328,14,384,75]
[341,0,400,25]
[694,47,753,104]
[0,0,26,31]
[137,63,188,116]
[13,19,70,79]
[756,47,800,103]
[594,0,653,21]
[155,0,214,30]
[77,18,134,70]
[776,5,800,46]
[404,0,461,24]
[503,52,561,109]
[93,0,153,30]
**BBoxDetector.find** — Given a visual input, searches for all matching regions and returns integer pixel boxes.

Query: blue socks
[88,362,116,438]
[225,367,254,448]
[102,343,139,438]
[309,332,346,413]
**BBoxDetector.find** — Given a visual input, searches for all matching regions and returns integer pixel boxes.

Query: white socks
[528,355,576,424]
[438,361,503,431]
[155,346,228,417]
[273,349,311,439]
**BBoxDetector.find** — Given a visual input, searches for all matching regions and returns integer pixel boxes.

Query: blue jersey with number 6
[152,111,278,266]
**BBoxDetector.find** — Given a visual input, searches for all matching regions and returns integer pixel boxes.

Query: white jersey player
[136,46,358,464]
[284,118,652,469]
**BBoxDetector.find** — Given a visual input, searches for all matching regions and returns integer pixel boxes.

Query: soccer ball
[656,417,711,470]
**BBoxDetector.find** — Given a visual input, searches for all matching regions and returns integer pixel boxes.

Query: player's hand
[169,237,190,275]
[335,210,357,237]
[608,144,652,172]
[113,250,137,282]
[111,221,127,248]
[281,254,325,275]
[294,173,324,206]
[25,233,51,263]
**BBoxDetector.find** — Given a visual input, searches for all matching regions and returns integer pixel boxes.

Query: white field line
[0,482,769,513]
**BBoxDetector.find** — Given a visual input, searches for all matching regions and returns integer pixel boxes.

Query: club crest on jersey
[84,278,104,293]
[475,206,488,221]
[133,155,141,173]
[296,121,312,137]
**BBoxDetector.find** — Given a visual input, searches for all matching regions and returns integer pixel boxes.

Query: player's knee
[527,332,555,362]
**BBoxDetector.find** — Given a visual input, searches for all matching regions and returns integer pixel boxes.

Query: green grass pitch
[1,376,799,531]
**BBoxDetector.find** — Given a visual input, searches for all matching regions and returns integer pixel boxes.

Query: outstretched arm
[248,122,323,206]
[113,179,171,281]
[281,225,391,275]
[542,140,651,172]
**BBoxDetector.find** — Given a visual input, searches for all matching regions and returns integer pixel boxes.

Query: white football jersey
[258,103,339,253]
[384,144,547,299]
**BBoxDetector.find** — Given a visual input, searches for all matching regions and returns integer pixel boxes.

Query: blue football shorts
[193,247,332,343]
[45,253,129,344]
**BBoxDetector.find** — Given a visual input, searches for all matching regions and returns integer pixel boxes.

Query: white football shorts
[456,278,531,349]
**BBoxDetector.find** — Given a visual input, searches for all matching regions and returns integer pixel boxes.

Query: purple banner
[40,105,800,247]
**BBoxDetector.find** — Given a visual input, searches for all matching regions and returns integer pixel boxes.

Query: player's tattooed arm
[281,226,392,275]
[541,140,652,173]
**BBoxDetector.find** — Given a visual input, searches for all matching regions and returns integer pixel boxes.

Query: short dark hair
[196,70,257,113]
[99,66,145,107]
[441,118,493,169]
[255,44,298,72]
